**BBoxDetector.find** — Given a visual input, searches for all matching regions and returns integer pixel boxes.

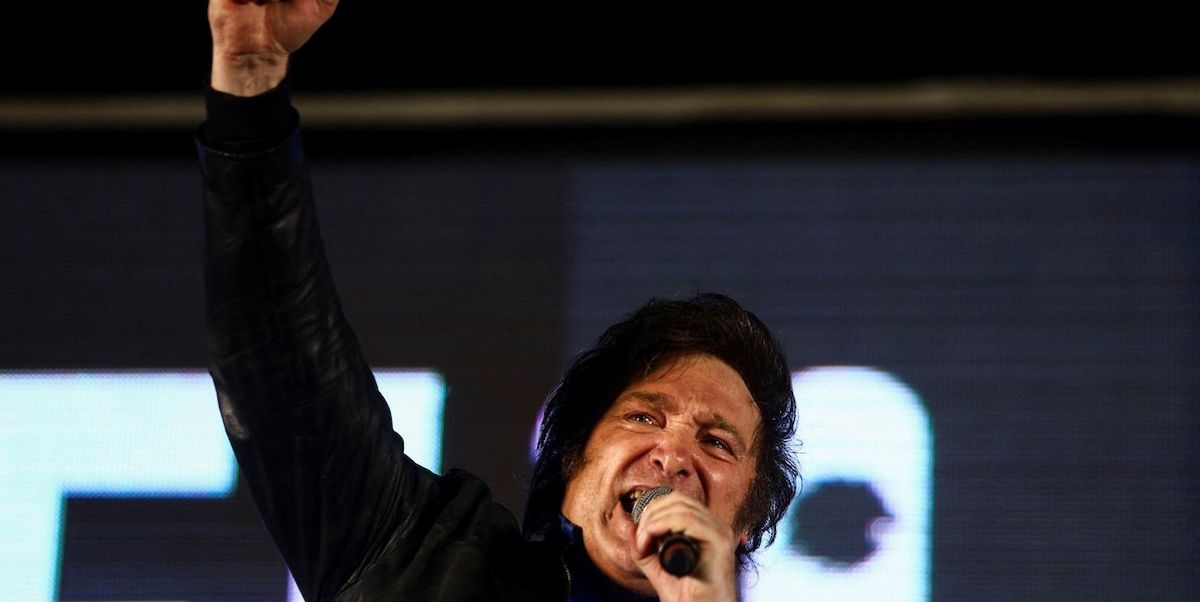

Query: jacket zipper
[560,555,572,602]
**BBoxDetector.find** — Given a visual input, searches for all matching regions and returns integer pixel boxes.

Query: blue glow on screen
[0,370,445,602]
[374,369,446,473]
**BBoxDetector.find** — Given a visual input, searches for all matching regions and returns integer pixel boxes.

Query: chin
[586,534,651,596]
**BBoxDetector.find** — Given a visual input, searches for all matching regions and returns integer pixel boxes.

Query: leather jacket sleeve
[198,117,556,600]
[199,129,446,600]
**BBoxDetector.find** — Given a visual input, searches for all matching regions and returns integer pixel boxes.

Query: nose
[650,430,695,481]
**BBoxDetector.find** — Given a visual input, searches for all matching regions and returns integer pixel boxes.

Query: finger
[635,508,723,553]
[634,491,709,529]
[633,498,729,558]
[634,492,711,533]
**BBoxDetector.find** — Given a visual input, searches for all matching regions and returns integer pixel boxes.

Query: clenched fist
[208,0,339,96]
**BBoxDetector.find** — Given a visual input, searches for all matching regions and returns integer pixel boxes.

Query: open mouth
[620,489,649,515]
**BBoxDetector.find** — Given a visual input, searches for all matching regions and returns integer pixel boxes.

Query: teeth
[630,490,645,501]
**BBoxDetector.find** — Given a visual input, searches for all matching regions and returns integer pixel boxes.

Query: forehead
[616,354,760,430]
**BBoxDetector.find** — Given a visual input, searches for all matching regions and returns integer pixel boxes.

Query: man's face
[561,353,760,594]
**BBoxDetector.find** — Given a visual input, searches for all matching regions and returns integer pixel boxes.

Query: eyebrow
[621,391,749,453]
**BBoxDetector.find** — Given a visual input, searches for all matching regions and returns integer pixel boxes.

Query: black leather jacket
[199,129,570,601]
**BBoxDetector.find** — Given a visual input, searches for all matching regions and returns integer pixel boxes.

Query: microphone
[630,485,700,577]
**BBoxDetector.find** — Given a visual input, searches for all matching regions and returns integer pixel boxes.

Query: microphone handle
[657,532,700,577]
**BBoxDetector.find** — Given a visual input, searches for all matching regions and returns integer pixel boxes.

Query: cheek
[562,469,599,524]
[710,463,757,519]
[562,443,611,511]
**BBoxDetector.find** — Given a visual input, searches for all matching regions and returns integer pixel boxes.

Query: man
[200,1,797,600]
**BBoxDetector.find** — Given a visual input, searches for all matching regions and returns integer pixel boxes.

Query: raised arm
[200,2,450,600]
[200,5,538,599]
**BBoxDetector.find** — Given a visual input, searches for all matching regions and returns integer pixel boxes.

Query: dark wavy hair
[524,293,798,569]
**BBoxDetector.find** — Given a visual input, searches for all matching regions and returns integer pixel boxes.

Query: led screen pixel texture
[0,143,1195,600]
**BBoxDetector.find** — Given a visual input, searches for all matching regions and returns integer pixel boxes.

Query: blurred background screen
[1,6,1196,601]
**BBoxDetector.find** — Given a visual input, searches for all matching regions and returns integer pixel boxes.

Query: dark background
[1,4,1197,601]
[3,6,1197,95]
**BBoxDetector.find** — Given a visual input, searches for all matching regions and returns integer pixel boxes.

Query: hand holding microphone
[630,486,701,577]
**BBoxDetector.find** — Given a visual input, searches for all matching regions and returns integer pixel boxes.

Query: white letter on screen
[743,367,933,602]
[0,369,444,602]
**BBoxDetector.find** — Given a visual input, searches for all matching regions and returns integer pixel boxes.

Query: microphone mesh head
[630,485,673,524]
